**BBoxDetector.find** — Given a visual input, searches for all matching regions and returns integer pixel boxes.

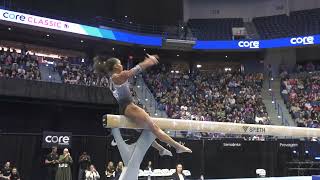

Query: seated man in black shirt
[1,162,12,180]
[9,168,20,180]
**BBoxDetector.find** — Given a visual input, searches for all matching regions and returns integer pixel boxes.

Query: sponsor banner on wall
[1,9,320,49]
[0,9,162,46]
[42,131,72,148]
[194,35,319,50]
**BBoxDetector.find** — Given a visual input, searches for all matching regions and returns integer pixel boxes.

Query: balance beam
[103,114,320,138]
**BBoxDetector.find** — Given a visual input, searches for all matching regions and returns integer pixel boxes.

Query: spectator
[55,148,73,180]
[9,168,20,180]
[1,162,12,180]
[172,164,186,180]
[145,161,153,171]
[103,161,115,180]
[145,161,154,180]
[78,152,91,180]
[85,165,100,180]
[114,161,124,180]
[45,146,59,180]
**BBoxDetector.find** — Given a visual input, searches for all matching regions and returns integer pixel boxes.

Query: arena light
[80,40,84,43]
[196,64,202,68]
[81,58,85,63]
[305,150,309,154]
[175,70,179,73]
[46,34,50,37]
[8,27,11,31]
[176,54,180,57]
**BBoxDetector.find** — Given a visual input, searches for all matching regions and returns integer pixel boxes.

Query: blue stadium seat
[253,8,320,39]
[187,18,244,40]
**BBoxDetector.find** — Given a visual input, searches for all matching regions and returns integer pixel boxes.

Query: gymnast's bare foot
[176,145,192,154]
[159,148,173,157]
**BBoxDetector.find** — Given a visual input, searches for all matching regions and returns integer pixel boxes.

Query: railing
[268,77,290,126]
[132,75,167,117]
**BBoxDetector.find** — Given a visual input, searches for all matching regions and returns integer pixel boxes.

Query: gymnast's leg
[152,141,172,156]
[124,103,192,153]
[133,130,172,156]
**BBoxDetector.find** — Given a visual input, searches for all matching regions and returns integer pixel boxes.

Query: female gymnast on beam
[94,54,192,154]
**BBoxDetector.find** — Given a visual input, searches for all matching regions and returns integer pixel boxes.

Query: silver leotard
[110,79,133,114]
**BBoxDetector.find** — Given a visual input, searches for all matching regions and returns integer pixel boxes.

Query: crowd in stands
[0,48,41,80]
[54,57,109,87]
[281,62,320,128]
[144,64,270,125]
[0,47,149,115]
[0,46,271,127]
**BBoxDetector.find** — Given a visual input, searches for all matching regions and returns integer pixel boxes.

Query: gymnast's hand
[144,54,159,66]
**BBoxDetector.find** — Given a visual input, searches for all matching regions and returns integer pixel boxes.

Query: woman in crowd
[9,167,20,180]
[114,161,124,180]
[104,161,115,180]
[0,162,12,180]
[172,164,186,180]
[55,148,73,180]
[85,165,100,180]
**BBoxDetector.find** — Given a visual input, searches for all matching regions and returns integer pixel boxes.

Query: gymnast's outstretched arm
[111,54,159,85]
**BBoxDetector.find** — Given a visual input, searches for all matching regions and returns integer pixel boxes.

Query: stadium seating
[187,18,244,40]
[280,63,320,128]
[253,8,320,39]
[0,48,41,80]
[143,64,270,125]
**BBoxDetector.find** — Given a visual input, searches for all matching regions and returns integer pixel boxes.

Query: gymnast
[94,54,192,154]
